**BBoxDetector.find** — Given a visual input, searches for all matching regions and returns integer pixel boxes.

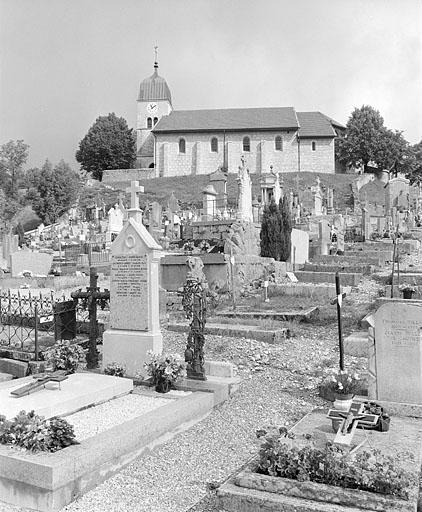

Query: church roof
[296,112,345,138]
[137,63,172,104]
[153,107,299,133]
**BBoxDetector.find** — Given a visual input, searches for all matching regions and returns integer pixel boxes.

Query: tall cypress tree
[279,194,292,261]
[260,199,282,259]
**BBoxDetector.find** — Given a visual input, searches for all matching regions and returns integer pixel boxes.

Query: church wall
[155,130,302,176]
[299,138,335,174]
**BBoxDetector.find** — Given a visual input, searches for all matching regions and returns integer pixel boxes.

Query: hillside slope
[109,172,357,213]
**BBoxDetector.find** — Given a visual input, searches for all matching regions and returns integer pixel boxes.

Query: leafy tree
[75,113,136,181]
[336,105,412,174]
[406,140,422,184]
[28,160,81,224]
[0,140,29,198]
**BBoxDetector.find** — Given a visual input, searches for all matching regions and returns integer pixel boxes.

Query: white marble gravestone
[102,181,162,377]
[366,302,422,405]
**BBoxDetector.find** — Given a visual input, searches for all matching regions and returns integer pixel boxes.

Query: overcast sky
[1,0,421,170]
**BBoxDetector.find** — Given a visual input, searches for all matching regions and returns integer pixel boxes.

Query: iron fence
[0,289,105,358]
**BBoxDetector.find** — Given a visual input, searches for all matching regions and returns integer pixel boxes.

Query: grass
[105,171,357,212]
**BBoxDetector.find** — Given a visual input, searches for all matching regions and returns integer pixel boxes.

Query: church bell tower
[136,48,173,169]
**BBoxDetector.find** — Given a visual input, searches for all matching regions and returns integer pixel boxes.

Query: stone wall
[299,138,335,174]
[154,131,333,177]
[102,168,156,183]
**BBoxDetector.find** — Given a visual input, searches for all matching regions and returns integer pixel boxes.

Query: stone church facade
[136,61,345,177]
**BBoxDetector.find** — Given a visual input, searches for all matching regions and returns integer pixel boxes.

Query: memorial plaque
[110,254,149,331]
[373,303,422,404]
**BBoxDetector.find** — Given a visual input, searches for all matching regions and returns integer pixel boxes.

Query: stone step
[167,322,290,344]
[268,283,351,300]
[293,271,362,286]
[215,307,319,322]
[301,263,373,274]
[344,331,368,357]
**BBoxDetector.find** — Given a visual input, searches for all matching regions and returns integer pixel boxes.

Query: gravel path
[0,322,362,512]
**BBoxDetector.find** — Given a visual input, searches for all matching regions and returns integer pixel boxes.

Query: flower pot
[402,290,414,299]
[155,380,171,393]
[333,393,353,412]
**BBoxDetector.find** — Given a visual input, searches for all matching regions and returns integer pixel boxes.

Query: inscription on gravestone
[373,303,422,404]
[110,254,149,331]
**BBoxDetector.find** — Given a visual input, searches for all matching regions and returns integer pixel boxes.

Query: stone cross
[126,181,144,210]
[126,181,145,225]
[327,401,379,448]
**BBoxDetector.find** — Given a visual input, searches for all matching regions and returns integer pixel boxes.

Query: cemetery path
[0,323,367,512]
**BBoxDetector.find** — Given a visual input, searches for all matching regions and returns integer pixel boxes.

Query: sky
[0,0,421,170]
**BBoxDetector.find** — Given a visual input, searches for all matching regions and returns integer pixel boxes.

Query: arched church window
[179,138,186,154]
[312,141,317,151]
[147,117,152,129]
[243,136,250,152]
[275,136,283,151]
[211,137,218,152]
[153,117,158,125]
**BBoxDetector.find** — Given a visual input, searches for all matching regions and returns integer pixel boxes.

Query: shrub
[256,428,416,499]
[43,340,85,374]
[0,410,78,452]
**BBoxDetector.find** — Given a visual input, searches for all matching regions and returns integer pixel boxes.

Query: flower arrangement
[103,362,126,378]
[198,240,210,253]
[42,340,85,374]
[183,241,195,253]
[143,351,186,386]
[398,282,417,292]
[326,368,361,396]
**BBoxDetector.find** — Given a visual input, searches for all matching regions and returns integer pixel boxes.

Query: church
[136,60,345,177]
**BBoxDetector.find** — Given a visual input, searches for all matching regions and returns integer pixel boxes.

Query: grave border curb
[0,390,214,512]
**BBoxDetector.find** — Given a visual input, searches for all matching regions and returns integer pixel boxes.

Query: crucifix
[327,401,379,453]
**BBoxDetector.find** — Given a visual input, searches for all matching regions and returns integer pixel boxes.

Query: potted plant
[399,282,417,299]
[325,368,361,412]
[143,351,187,393]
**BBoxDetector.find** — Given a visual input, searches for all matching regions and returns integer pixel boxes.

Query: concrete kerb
[0,361,239,511]
[217,409,422,512]
[0,391,214,512]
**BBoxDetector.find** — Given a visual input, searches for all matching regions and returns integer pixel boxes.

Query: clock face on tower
[147,102,158,113]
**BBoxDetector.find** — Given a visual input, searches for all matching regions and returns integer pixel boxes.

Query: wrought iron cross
[71,267,110,369]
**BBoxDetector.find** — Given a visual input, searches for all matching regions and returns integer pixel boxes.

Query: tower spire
[154,46,158,73]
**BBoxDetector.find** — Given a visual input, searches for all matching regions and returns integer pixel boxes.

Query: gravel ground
[0,324,362,512]
[1,250,420,512]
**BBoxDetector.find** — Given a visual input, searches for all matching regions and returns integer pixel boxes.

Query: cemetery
[1,165,422,512]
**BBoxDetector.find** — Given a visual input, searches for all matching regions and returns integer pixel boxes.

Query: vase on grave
[155,379,171,393]
[333,393,353,412]
[402,290,414,299]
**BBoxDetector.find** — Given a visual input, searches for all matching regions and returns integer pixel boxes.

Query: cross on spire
[126,181,144,211]
[154,45,158,62]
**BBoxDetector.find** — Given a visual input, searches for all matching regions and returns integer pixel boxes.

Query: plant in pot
[143,351,187,393]
[326,368,361,412]
[398,282,417,299]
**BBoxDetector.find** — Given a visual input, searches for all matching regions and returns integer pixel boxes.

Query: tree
[279,195,292,262]
[406,140,422,184]
[335,105,412,174]
[260,199,283,260]
[28,160,81,224]
[75,113,136,181]
[0,140,29,198]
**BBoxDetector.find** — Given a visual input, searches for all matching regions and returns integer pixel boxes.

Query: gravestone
[291,229,309,265]
[102,181,162,377]
[10,251,53,277]
[366,301,422,404]
[236,158,253,222]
